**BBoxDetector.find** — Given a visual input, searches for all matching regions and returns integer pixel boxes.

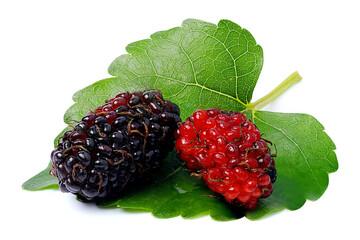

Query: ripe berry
[175,109,276,210]
[50,90,181,200]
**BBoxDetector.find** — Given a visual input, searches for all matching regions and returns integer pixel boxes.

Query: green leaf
[22,19,338,220]
[63,19,263,123]
[22,162,58,191]
[108,18,263,120]
[245,110,338,219]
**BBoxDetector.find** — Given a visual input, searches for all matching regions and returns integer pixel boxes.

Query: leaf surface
[108,19,263,119]
[22,162,58,191]
[245,110,338,220]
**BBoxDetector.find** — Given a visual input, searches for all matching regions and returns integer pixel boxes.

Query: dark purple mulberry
[50,90,181,200]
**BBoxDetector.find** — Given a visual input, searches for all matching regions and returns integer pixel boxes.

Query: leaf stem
[246,71,302,110]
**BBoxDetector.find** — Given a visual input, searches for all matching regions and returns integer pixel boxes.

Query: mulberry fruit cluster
[175,108,276,210]
[50,90,181,200]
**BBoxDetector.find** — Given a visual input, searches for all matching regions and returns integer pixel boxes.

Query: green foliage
[245,111,338,220]
[22,162,58,191]
[22,19,338,221]
[108,19,263,120]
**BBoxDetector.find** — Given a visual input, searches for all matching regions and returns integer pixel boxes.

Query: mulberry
[50,90,181,200]
[175,108,276,210]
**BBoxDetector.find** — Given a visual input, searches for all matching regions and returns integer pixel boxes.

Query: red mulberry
[175,108,276,210]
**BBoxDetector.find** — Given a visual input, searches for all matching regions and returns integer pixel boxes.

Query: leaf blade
[108,18,263,119]
[22,162,58,191]
[245,110,338,220]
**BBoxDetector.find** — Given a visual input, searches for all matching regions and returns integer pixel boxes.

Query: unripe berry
[175,109,276,210]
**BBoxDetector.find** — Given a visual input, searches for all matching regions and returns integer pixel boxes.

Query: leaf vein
[163,38,198,85]
[129,74,246,107]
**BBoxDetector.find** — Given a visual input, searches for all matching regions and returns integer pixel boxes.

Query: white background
[1,0,359,239]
